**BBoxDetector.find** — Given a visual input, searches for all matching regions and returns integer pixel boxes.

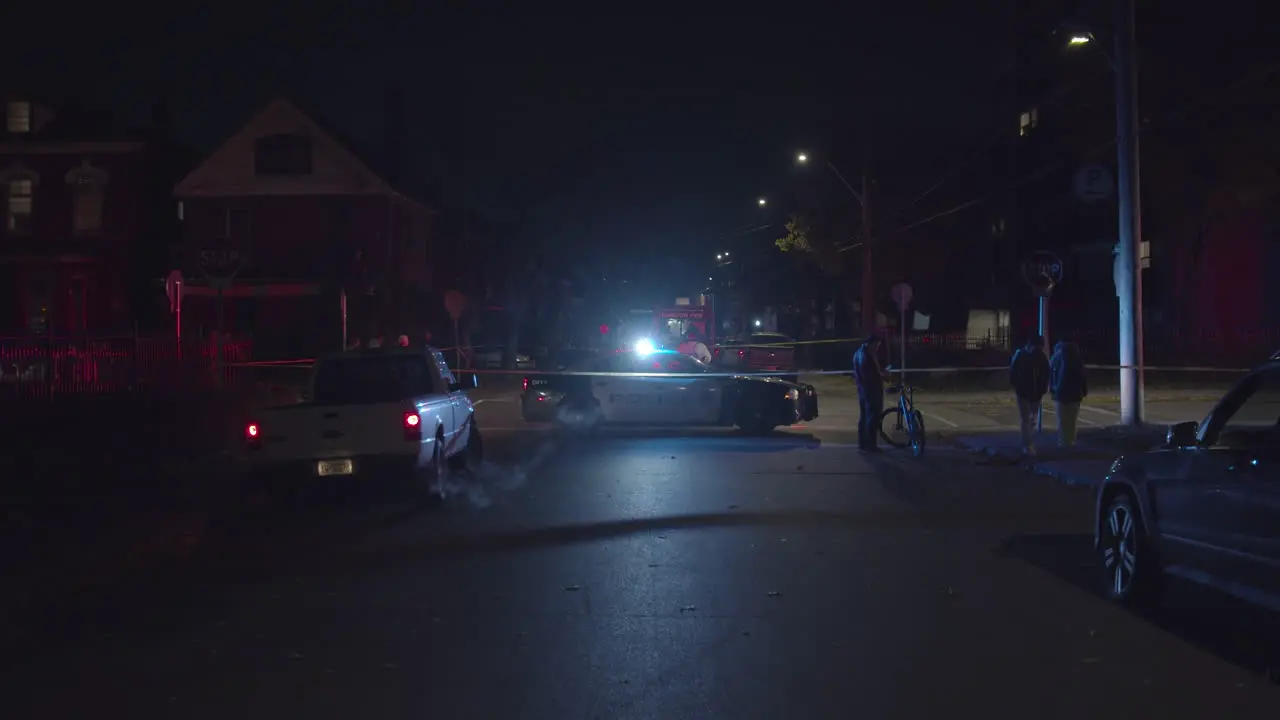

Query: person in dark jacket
[1009,334,1051,455]
[1050,340,1088,447]
[852,334,888,452]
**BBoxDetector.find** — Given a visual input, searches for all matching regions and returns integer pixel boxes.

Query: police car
[520,346,819,434]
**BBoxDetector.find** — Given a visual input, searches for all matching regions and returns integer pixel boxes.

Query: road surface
[3,398,1278,719]
[475,386,1219,437]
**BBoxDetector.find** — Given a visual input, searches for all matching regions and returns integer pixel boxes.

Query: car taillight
[523,377,529,391]
[404,412,422,441]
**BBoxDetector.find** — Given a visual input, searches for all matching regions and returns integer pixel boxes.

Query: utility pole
[1114,0,1145,425]
[860,171,874,334]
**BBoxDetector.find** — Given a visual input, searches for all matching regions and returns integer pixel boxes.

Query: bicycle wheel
[879,406,909,448]
[909,409,926,457]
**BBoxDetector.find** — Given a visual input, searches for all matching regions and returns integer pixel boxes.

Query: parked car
[714,332,798,382]
[1095,358,1280,609]
[522,348,818,434]
[472,345,533,369]
[244,346,482,501]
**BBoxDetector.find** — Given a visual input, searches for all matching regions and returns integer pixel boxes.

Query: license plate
[316,459,354,476]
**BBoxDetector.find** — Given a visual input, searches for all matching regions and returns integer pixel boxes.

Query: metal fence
[0,336,252,398]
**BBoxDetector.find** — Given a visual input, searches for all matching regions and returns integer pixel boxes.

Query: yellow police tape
[227,358,1251,378]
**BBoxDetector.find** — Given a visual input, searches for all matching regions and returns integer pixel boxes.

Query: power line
[891,59,1280,235]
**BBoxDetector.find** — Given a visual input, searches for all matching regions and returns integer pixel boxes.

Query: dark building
[172,97,440,358]
[0,95,153,335]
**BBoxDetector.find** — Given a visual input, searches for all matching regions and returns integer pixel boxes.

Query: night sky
[8,3,1258,285]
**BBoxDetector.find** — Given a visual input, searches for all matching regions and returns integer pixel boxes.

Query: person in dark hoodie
[852,333,888,452]
[1050,340,1088,447]
[1009,334,1051,456]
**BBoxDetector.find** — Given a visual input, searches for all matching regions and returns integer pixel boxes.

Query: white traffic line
[919,410,960,428]
[1080,405,1118,417]
[1041,404,1100,427]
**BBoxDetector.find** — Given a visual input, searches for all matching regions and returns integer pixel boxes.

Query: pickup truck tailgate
[254,402,418,463]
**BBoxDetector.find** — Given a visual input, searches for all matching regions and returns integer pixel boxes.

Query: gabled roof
[173,96,431,207]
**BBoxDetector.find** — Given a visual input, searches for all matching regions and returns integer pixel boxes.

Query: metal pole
[860,172,874,335]
[1037,294,1048,432]
[215,283,225,388]
[454,317,461,369]
[899,304,906,384]
[1115,0,1145,425]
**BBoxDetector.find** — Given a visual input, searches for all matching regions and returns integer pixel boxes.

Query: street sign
[1073,165,1115,203]
[444,290,467,321]
[889,282,913,311]
[198,239,245,281]
[1022,251,1063,296]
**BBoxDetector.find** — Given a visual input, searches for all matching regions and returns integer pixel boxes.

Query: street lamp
[757,197,767,207]
[1067,3,1144,426]
[796,151,875,334]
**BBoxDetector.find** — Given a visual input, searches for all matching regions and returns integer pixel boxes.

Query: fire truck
[615,298,716,351]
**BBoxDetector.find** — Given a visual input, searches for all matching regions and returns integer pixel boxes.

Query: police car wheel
[736,409,776,434]
[554,399,603,435]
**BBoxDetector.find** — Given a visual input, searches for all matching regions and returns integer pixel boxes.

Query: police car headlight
[785,389,799,400]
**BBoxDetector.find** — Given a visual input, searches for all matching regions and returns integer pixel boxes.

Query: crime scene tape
[226,357,1252,379]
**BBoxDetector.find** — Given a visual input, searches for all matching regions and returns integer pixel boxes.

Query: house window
[254,134,313,175]
[71,176,105,233]
[6,101,31,133]
[1019,107,1038,137]
[7,178,33,233]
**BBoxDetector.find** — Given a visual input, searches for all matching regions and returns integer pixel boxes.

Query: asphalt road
[4,398,1279,718]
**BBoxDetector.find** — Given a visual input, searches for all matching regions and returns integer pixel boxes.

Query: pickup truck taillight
[404,412,422,441]
[245,422,262,449]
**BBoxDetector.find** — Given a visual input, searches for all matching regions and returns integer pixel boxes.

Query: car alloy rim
[1102,505,1136,595]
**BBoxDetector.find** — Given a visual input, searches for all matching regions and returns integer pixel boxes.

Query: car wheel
[555,399,602,435]
[735,407,776,434]
[1098,493,1164,605]
[448,420,483,473]
[412,440,446,505]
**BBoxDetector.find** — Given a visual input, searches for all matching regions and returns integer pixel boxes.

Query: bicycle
[879,381,926,456]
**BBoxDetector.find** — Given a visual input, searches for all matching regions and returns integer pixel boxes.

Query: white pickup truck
[245,346,482,500]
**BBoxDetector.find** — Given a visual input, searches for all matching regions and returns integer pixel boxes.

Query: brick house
[0,95,149,335]
[172,97,439,358]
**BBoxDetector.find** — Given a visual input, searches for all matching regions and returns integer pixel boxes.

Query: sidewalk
[800,372,1226,405]
[950,425,1169,487]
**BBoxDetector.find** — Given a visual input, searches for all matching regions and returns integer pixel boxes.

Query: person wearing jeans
[852,334,887,452]
[1009,334,1051,456]
[1050,340,1088,447]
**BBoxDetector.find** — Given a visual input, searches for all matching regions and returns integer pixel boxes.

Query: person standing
[853,334,888,452]
[1050,340,1088,447]
[1010,334,1051,456]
